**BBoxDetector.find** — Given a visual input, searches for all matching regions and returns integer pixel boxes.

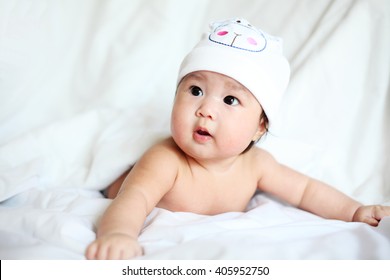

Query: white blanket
[1,189,390,259]
[0,0,389,259]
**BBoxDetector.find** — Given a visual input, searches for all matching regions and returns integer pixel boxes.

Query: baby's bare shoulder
[246,146,281,177]
[141,137,184,163]
[131,138,182,187]
[249,146,276,164]
[151,137,182,153]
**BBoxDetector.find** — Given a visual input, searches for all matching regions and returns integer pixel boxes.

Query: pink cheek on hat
[217,31,228,36]
[247,37,257,45]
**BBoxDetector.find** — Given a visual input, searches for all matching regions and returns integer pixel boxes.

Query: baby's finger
[363,216,379,227]
[119,244,142,260]
[85,242,98,260]
[107,245,125,260]
[120,249,134,260]
[133,243,144,258]
[95,243,110,260]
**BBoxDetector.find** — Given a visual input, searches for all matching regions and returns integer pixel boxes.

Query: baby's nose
[196,99,217,120]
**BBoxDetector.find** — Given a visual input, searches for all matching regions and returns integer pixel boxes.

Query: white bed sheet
[1,188,389,260]
[0,0,389,259]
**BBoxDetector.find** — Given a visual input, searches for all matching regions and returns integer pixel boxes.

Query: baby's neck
[185,154,243,174]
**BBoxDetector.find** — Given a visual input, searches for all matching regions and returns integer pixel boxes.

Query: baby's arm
[256,149,390,225]
[86,140,179,259]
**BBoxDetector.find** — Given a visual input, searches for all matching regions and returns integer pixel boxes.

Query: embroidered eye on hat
[177,18,290,127]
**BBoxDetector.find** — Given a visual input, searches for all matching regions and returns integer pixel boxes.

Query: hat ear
[209,18,242,31]
[209,19,225,31]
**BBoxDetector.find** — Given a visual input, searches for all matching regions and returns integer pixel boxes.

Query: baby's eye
[223,95,240,106]
[190,86,203,97]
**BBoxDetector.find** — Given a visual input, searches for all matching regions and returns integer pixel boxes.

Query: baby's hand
[352,205,390,226]
[85,233,143,260]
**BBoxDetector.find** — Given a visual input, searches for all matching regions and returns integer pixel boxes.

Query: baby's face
[171,71,264,161]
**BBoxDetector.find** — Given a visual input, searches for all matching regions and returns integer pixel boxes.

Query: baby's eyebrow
[224,81,248,95]
[183,73,205,83]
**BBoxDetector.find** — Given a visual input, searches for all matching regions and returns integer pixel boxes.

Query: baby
[86,18,390,260]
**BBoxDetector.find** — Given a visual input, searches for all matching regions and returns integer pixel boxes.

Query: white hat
[177,18,290,127]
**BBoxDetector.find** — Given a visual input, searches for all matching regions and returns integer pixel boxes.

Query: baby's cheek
[219,132,251,154]
[171,113,188,141]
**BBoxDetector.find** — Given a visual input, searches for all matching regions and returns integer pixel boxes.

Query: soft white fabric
[1,189,389,260]
[0,0,389,259]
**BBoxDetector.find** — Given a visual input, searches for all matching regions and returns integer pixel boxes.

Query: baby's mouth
[194,127,212,137]
[193,127,213,143]
[196,129,211,136]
